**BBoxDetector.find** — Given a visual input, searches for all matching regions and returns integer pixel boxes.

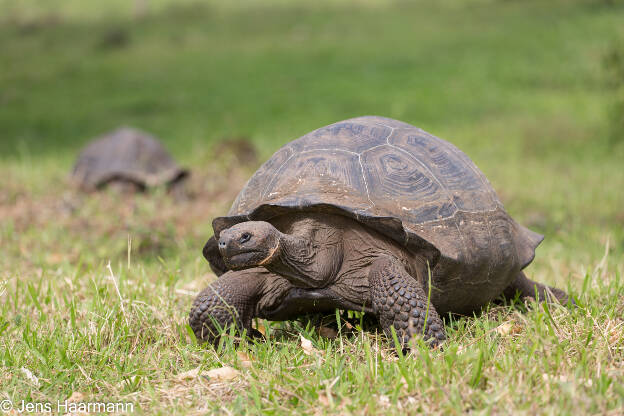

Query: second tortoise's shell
[208,116,542,312]
[72,127,188,191]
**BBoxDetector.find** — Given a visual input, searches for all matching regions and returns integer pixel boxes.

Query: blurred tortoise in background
[72,127,188,193]
[190,116,571,349]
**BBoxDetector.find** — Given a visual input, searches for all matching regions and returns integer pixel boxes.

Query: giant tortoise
[72,127,188,192]
[189,116,570,348]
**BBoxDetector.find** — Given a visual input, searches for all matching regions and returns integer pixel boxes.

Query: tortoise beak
[217,230,237,256]
[217,237,228,251]
[217,229,265,270]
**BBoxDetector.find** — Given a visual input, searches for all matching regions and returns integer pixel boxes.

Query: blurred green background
[1,0,623,265]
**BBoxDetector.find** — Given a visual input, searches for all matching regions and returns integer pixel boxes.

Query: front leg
[189,268,291,344]
[368,256,446,348]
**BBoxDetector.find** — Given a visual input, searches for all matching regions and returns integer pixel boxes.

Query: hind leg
[502,271,571,305]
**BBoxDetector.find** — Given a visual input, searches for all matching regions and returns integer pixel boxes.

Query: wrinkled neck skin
[266,215,345,289]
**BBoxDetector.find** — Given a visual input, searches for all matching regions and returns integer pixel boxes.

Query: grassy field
[1,0,623,414]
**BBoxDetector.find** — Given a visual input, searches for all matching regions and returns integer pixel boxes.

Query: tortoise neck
[264,218,344,288]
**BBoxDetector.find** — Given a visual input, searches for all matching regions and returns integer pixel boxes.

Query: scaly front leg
[190,268,290,344]
[368,256,446,349]
[190,270,259,343]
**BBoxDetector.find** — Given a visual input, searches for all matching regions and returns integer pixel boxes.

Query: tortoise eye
[239,233,251,244]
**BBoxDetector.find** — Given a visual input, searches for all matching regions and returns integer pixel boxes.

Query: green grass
[1,0,623,414]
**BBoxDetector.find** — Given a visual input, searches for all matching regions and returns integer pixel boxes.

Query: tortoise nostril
[218,239,227,249]
[239,233,251,244]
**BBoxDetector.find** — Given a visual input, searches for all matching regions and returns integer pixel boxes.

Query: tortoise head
[217,221,281,270]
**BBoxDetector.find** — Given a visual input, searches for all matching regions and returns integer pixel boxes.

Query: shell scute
[235,143,301,212]
[361,145,441,201]
[259,150,368,207]
[302,121,392,153]
[389,129,497,212]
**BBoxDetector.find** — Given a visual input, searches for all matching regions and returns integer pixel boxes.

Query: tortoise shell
[206,116,542,311]
[72,127,188,191]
